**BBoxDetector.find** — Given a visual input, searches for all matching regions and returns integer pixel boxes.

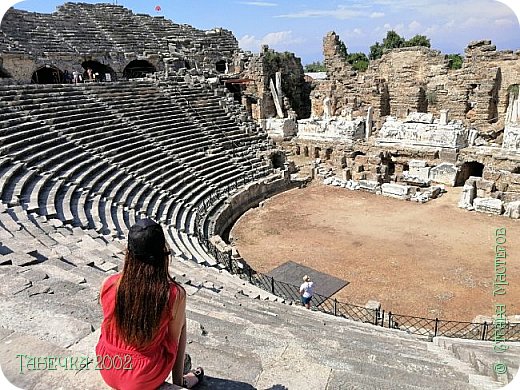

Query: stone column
[365,106,373,140]
[439,109,449,126]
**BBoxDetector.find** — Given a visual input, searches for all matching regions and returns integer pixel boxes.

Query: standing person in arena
[299,275,315,309]
[96,218,204,389]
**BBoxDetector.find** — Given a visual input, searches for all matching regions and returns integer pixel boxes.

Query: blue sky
[2,0,520,65]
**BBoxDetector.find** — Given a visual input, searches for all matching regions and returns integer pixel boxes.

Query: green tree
[347,52,369,72]
[337,40,348,59]
[404,34,431,48]
[369,41,384,60]
[369,31,431,60]
[382,30,405,50]
[304,61,326,72]
[447,54,463,70]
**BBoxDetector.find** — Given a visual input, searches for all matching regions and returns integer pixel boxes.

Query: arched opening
[457,161,484,185]
[0,65,11,78]
[123,60,156,79]
[313,147,321,159]
[271,151,285,169]
[82,60,116,82]
[380,82,390,117]
[294,145,301,156]
[351,151,366,158]
[417,86,428,113]
[303,146,309,157]
[325,148,333,160]
[31,65,63,84]
[216,60,227,73]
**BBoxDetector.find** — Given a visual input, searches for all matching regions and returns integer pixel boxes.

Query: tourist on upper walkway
[95,218,204,389]
[300,275,315,309]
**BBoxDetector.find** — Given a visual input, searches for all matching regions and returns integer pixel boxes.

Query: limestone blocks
[296,117,365,142]
[429,163,459,186]
[457,176,520,218]
[376,112,470,149]
[473,198,504,215]
[504,201,520,219]
[260,118,297,139]
[402,160,460,187]
[502,124,520,153]
[381,183,411,200]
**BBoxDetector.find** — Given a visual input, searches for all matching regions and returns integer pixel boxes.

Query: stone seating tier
[3,207,503,389]
[2,3,239,58]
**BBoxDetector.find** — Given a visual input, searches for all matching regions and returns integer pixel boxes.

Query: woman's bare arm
[169,285,187,385]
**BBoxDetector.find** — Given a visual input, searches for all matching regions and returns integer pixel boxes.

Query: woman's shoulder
[100,273,121,294]
[169,281,186,300]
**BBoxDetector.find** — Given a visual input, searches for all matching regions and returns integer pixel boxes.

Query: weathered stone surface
[458,184,476,209]
[357,180,381,193]
[381,183,411,200]
[405,112,434,124]
[473,197,504,215]
[296,117,365,142]
[260,118,297,139]
[0,275,32,295]
[429,163,459,186]
[502,124,520,152]
[376,116,469,149]
[504,201,520,218]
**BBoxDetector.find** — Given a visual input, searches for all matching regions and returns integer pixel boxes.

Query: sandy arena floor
[230,183,520,322]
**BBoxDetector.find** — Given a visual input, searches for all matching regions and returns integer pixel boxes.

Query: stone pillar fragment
[439,109,449,125]
[458,183,476,209]
[270,78,284,118]
[365,106,373,140]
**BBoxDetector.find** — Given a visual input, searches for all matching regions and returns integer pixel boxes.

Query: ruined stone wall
[240,47,310,120]
[0,4,239,82]
[315,33,520,138]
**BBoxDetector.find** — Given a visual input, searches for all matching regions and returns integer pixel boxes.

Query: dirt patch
[230,183,520,322]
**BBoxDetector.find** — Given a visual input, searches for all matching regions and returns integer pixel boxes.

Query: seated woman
[96,218,203,389]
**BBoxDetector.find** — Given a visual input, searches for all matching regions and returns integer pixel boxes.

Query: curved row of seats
[1,4,239,58]
[2,200,504,390]
[0,78,273,264]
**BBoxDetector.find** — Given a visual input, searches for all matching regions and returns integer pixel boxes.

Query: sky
[1,0,520,65]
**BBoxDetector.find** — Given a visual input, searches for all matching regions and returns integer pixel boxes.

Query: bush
[304,61,326,72]
[447,54,463,70]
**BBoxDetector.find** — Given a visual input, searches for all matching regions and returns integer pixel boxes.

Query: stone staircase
[0,206,516,389]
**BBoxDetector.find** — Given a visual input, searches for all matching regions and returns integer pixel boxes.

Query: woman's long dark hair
[114,249,174,348]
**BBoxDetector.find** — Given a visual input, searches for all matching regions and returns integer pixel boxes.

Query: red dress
[96,274,180,390]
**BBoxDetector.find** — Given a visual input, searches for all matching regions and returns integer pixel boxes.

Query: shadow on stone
[198,376,257,389]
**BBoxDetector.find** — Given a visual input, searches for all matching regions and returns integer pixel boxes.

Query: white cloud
[494,17,515,27]
[238,31,304,51]
[408,20,421,32]
[276,5,363,20]
[237,1,278,6]
[239,35,260,51]
[370,12,385,18]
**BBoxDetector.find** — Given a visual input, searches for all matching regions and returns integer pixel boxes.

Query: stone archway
[216,60,227,73]
[325,148,333,160]
[303,146,309,157]
[123,60,156,79]
[457,161,484,185]
[31,65,63,84]
[82,60,116,82]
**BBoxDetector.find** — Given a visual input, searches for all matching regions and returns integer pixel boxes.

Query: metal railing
[194,200,520,342]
